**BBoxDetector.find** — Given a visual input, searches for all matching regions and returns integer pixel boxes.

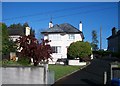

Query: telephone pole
[100,27,102,50]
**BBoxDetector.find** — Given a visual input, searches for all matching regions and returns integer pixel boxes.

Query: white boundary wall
[68,60,86,66]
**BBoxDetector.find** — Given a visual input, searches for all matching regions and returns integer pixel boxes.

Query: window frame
[52,46,61,53]
[48,34,61,41]
[68,34,75,40]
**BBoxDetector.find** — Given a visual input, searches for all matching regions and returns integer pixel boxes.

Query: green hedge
[92,51,112,56]
[2,59,21,66]
[92,50,120,58]
[111,52,120,58]
[2,57,30,66]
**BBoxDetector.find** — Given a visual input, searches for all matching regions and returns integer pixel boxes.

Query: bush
[17,57,30,66]
[111,52,120,58]
[2,59,20,66]
[92,50,112,57]
[92,50,120,58]
[67,41,92,60]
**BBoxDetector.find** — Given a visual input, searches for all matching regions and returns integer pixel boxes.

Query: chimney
[112,27,117,36]
[79,21,82,32]
[25,27,30,36]
[49,21,53,28]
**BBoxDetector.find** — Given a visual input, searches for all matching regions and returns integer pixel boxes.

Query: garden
[1,23,92,82]
[1,59,82,81]
[49,64,81,80]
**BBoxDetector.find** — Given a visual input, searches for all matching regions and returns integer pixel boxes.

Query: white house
[41,21,84,64]
[7,26,33,61]
[8,27,31,42]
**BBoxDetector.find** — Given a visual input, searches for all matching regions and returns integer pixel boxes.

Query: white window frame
[48,34,61,41]
[68,34,75,40]
[52,46,61,53]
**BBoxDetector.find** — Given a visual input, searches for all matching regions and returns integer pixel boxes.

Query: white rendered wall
[44,33,82,63]
[2,67,54,84]
[9,35,21,42]
[2,67,44,84]
[44,35,48,40]
[68,60,86,66]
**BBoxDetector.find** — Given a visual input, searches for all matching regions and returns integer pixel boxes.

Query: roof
[107,30,120,40]
[41,23,82,34]
[8,28,25,36]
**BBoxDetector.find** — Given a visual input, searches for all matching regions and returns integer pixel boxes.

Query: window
[68,34,75,40]
[52,46,61,53]
[49,34,61,40]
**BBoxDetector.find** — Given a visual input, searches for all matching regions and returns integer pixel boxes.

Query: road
[52,57,119,86]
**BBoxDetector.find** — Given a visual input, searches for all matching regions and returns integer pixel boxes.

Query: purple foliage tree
[17,35,52,66]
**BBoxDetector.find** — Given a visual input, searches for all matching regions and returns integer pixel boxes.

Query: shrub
[17,35,52,66]
[17,57,30,66]
[111,52,120,58]
[92,50,112,57]
[2,59,20,66]
[67,41,92,60]
[92,50,120,58]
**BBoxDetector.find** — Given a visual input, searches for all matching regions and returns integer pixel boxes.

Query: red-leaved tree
[17,35,52,66]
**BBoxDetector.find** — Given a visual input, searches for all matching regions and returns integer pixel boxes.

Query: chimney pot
[49,21,53,28]
[79,21,82,32]
[112,27,117,36]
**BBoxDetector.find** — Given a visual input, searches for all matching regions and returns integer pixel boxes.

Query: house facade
[8,27,31,42]
[107,27,120,52]
[41,21,84,63]
[8,26,35,53]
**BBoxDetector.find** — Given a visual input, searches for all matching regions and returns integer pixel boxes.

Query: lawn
[49,64,81,81]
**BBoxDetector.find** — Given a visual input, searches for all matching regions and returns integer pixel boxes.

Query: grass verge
[49,64,81,81]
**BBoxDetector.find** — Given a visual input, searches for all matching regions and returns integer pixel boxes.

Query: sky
[2,2,119,49]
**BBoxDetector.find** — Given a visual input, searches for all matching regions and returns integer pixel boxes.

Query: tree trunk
[34,61,39,66]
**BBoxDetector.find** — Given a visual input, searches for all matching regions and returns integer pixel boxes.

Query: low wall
[2,66,54,84]
[68,60,86,66]
[47,70,54,84]
[112,68,120,79]
[111,63,120,79]
[0,67,2,86]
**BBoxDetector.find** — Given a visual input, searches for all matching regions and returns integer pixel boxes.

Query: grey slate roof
[107,30,120,40]
[41,23,82,34]
[8,27,25,36]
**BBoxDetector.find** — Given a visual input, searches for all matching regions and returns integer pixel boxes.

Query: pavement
[52,56,120,86]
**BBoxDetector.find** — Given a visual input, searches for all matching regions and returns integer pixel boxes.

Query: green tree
[9,23,22,29]
[67,41,92,60]
[0,23,2,55]
[23,22,29,28]
[2,23,17,54]
[91,30,99,51]
[30,27,35,37]
[9,24,16,29]
[2,23,10,54]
